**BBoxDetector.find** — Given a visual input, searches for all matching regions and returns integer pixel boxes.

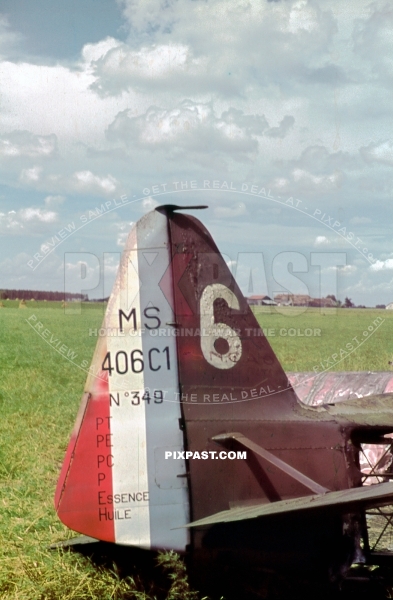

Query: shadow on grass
[62,540,393,600]
[65,541,200,600]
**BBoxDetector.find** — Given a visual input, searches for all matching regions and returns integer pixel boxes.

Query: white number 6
[200,284,242,369]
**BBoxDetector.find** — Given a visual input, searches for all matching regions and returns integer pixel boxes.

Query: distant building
[308,297,337,308]
[274,294,337,307]
[274,294,313,306]
[387,303,393,310]
[274,293,293,306]
[247,295,277,306]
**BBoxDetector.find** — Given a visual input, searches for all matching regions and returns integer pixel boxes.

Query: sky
[0,0,392,305]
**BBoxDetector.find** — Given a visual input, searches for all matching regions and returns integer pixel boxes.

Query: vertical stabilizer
[56,205,300,544]
[166,210,298,412]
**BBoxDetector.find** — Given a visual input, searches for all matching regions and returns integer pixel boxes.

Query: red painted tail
[55,206,299,547]
[166,209,297,408]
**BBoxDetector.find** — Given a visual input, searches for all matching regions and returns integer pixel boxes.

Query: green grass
[0,303,393,598]
[253,305,393,372]
[0,305,200,599]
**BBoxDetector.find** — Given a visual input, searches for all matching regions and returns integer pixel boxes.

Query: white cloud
[0,130,58,159]
[292,168,343,191]
[64,258,101,293]
[72,171,119,195]
[270,177,290,191]
[353,2,393,82]
[90,42,205,96]
[287,0,320,33]
[107,101,272,163]
[314,235,329,246]
[266,115,295,139]
[360,140,393,166]
[0,1,392,308]
[214,202,247,218]
[20,166,43,183]
[115,221,135,246]
[370,258,393,272]
[18,165,120,197]
[117,231,128,247]
[118,0,178,34]
[338,264,357,275]
[19,208,57,223]
[0,206,58,234]
[290,145,358,172]
[267,144,359,196]
[0,59,135,148]
[81,37,122,64]
[96,0,337,96]
[142,197,159,212]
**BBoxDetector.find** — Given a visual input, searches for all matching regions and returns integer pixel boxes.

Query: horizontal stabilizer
[184,483,393,527]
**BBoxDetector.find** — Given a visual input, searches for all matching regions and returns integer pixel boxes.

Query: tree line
[0,289,88,301]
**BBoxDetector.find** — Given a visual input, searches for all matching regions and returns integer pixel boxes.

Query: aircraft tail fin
[165,209,299,411]
[55,205,299,547]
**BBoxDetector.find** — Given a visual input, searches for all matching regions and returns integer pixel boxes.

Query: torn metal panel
[289,372,393,406]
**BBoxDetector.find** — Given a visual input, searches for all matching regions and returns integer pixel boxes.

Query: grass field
[0,303,392,599]
[252,305,393,372]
